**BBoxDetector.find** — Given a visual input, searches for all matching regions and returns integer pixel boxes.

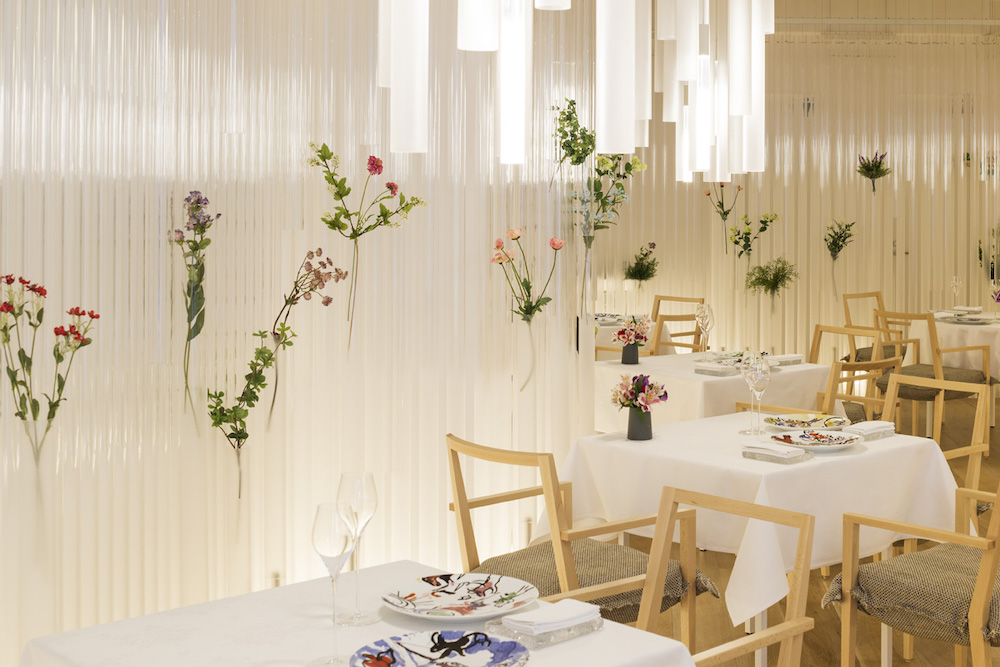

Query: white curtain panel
[1,1,999,663]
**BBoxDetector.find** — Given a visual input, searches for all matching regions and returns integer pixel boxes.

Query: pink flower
[367,155,383,176]
[386,181,399,196]
[491,251,511,264]
[703,190,711,196]
[506,228,522,240]
[736,185,744,191]
[494,239,504,251]
[549,238,565,250]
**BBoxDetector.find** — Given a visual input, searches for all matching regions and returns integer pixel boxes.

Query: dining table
[910,313,1000,379]
[18,559,695,667]
[538,412,958,626]
[592,353,831,433]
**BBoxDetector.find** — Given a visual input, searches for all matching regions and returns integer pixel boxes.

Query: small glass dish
[484,616,604,649]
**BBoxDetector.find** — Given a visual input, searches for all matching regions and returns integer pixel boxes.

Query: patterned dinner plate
[940,316,991,325]
[763,414,850,430]
[712,350,745,360]
[349,630,529,667]
[770,430,863,452]
[382,573,538,621]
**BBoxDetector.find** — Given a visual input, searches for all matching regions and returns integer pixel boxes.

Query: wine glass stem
[329,575,340,656]
[353,533,362,618]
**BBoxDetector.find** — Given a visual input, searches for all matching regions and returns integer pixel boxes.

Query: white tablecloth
[910,317,1000,378]
[543,413,957,625]
[18,560,694,667]
[593,354,831,433]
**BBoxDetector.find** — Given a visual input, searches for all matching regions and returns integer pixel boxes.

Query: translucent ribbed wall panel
[2,1,1000,664]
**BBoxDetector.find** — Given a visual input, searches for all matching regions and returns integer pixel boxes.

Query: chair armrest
[844,512,993,549]
[560,507,696,541]
[957,488,996,504]
[940,345,991,354]
[692,618,814,667]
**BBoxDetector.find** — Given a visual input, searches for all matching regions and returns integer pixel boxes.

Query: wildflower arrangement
[0,275,98,460]
[492,230,565,324]
[612,316,652,347]
[208,248,346,496]
[170,190,221,412]
[623,242,659,283]
[730,213,776,259]
[611,374,668,413]
[705,182,743,253]
[309,143,427,345]
[824,219,856,261]
[857,151,891,193]
[745,257,799,297]
[553,99,596,169]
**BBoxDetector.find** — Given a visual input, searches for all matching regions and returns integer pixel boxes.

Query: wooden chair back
[446,434,577,589]
[807,324,883,365]
[650,295,704,322]
[646,488,815,666]
[872,309,930,366]
[843,290,886,330]
[881,375,990,490]
[649,314,703,355]
[819,356,902,421]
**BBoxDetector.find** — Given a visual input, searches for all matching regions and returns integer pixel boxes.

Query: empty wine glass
[990,283,1000,323]
[951,276,963,306]
[336,472,379,626]
[308,504,354,667]
[695,304,715,360]
[739,354,770,436]
[750,358,772,434]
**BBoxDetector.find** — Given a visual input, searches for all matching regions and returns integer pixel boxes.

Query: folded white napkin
[502,599,601,635]
[767,353,803,366]
[955,306,983,313]
[933,311,952,319]
[694,362,740,375]
[843,420,895,436]
[742,441,806,459]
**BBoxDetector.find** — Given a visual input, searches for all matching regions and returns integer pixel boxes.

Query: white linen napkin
[766,353,803,366]
[843,420,895,437]
[955,306,983,313]
[501,599,601,635]
[741,441,805,459]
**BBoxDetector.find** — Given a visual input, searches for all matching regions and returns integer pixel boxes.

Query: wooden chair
[651,295,704,322]
[640,488,815,667]
[827,483,1000,667]
[807,324,885,366]
[842,291,913,362]
[446,434,718,643]
[649,313,703,355]
[873,309,992,442]
[819,357,902,423]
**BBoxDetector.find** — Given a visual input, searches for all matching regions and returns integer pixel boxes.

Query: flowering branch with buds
[0,274,98,460]
[704,182,744,254]
[207,249,346,495]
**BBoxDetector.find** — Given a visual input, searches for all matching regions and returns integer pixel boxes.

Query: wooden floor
[636,396,1000,666]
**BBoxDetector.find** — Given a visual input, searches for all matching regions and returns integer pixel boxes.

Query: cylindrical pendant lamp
[378,0,391,87]
[596,0,636,154]
[390,0,429,153]
[498,0,532,164]
[656,0,676,39]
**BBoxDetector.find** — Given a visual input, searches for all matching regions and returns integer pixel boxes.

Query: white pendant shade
[743,0,766,171]
[728,0,751,115]
[534,0,571,9]
[457,0,500,51]
[655,0,676,40]
[498,0,532,164]
[378,0,391,87]
[660,42,679,123]
[596,0,636,154]
[636,0,652,123]
[674,0,698,81]
[390,0,429,153]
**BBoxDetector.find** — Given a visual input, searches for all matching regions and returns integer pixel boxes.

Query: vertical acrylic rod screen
[457,0,499,51]
[596,0,636,154]
[390,0,429,152]
[656,0,676,39]
[378,0,391,86]
[498,0,532,164]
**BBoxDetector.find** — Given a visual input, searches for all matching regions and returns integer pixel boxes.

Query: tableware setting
[349,629,530,667]
[308,504,355,667]
[763,413,850,430]
[738,353,771,436]
[337,472,380,627]
[381,573,539,621]
[769,429,863,452]
[485,599,604,649]
[694,304,715,360]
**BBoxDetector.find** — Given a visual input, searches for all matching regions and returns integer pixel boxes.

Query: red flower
[67,306,86,317]
[1,274,14,285]
[386,182,399,196]
[367,155,383,176]
[54,325,67,336]
[18,277,29,285]
[0,302,12,314]
[88,310,100,319]
[27,284,47,297]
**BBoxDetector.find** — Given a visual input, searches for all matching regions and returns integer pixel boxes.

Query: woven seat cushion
[842,401,872,424]
[874,364,987,401]
[845,344,907,363]
[822,543,1000,647]
[473,538,719,624]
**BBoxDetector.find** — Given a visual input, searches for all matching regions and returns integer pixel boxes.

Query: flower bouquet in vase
[612,315,651,364]
[611,374,668,441]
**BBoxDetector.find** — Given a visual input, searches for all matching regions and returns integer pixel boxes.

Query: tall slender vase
[627,407,652,441]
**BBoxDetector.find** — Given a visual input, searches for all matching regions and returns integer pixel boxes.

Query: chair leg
[932,395,945,444]
[911,399,920,436]
[902,538,917,661]
[955,644,968,667]
[820,565,831,577]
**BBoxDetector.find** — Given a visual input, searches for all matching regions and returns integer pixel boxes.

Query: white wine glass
[336,472,379,626]
[749,358,772,435]
[991,283,1000,323]
[307,504,354,667]
[951,275,963,306]
[739,353,760,435]
[695,304,715,360]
